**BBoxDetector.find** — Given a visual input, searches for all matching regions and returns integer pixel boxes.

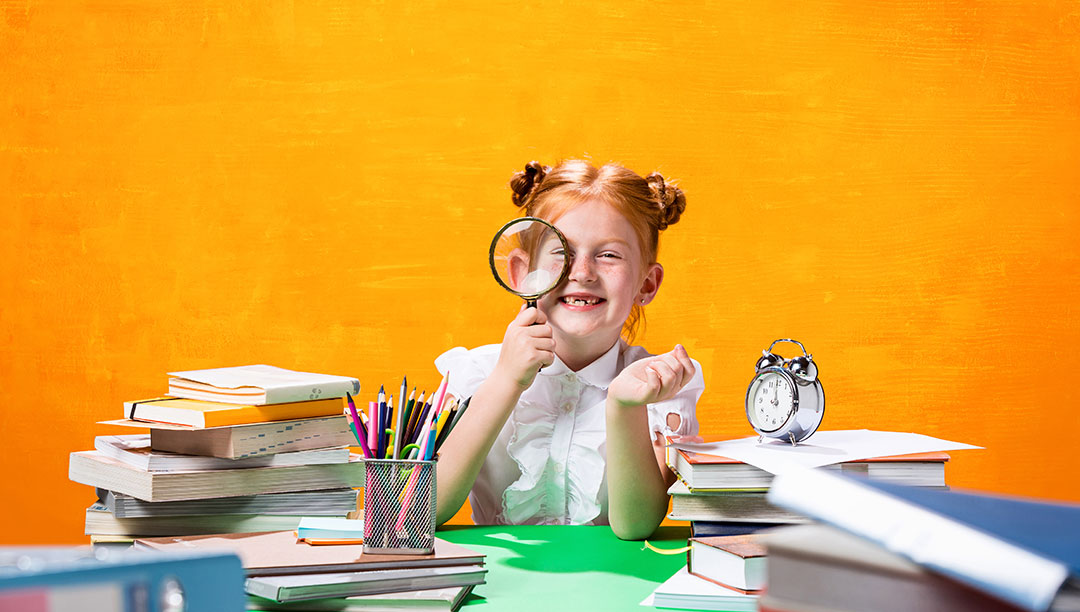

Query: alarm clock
[745,339,825,446]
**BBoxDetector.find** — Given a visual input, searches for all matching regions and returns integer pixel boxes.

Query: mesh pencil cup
[363,458,437,555]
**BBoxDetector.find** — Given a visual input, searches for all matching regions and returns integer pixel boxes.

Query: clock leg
[788,432,797,447]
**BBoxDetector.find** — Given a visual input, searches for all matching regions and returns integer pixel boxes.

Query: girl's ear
[637,263,664,306]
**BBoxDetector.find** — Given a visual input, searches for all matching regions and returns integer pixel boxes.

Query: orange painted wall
[2,2,1078,544]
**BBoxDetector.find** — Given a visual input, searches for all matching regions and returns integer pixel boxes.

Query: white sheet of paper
[671,430,981,475]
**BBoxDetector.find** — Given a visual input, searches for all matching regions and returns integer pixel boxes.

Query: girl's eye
[599,252,622,259]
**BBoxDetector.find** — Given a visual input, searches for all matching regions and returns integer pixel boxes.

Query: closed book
[98,488,358,519]
[245,565,487,603]
[69,450,365,502]
[688,534,767,592]
[167,365,360,406]
[99,416,354,459]
[135,530,486,577]
[125,396,344,428]
[84,502,315,538]
[768,469,1080,612]
[691,521,783,538]
[667,479,805,523]
[95,434,349,472]
[666,436,949,490]
[245,584,475,611]
[645,566,758,612]
[760,523,1027,612]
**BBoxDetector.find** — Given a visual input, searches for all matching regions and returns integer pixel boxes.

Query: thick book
[99,416,354,459]
[666,436,949,490]
[759,523,1027,612]
[125,396,344,428]
[135,530,486,577]
[667,479,805,523]
[167,365,361,406]
[768,469,1080,612]
[84,502,315,538]
[245,565,487,603]
[245,584,475,611]
[644,566,757,612]
[98,488,359,519]
[687,534,767,593]
[95,434,349,472]
[69,450,364,502]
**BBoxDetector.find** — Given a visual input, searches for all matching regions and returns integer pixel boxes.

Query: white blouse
[434,339,704,526]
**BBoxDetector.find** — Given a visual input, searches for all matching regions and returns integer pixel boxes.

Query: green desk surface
[438,525,690,610]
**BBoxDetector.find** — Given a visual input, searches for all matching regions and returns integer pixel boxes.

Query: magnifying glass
[489,216,572,308]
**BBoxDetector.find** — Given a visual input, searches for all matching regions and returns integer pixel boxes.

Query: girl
[434,159,703,540]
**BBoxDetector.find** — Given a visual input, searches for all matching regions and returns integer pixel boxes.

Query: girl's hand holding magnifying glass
[608,344,695,409]
[494,305,556,390]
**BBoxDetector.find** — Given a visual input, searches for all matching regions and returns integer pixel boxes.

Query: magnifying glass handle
[525,298,538,309]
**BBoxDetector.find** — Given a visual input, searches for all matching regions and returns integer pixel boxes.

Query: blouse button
[562,402,574,413]
[566,373,577,384]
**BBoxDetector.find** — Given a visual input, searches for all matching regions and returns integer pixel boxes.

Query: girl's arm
[605,344,696,540]
[435,306,555,525]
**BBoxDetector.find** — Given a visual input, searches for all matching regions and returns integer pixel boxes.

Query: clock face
[748,371,796,433]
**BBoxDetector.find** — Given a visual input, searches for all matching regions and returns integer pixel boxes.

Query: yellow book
[123,396,343,428]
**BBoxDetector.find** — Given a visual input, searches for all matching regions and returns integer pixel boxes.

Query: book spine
[263,378,361,405]
[767,469,1068,612]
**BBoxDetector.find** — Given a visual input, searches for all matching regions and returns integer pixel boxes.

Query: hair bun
[509,161,550,209]
[646,172,686,229]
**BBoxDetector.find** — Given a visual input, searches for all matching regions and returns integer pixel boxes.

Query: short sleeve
[434,344,500,402]
[646,357,703,437]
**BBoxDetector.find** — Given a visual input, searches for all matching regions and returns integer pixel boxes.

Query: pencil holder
[363,458,437,555]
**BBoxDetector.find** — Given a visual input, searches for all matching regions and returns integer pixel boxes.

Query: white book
[168,365,361,406]
[246,565,487,603]
[69,450,365,502]
[245,585,475,611]
[642,567,757,611]
[95,434,350,472]
[84,502,313,538]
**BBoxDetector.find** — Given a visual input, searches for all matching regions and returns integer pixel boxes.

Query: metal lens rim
[488,216,571,299]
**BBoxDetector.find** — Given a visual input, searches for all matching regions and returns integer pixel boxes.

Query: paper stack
[69,365,363,542]
[664,430,977,538]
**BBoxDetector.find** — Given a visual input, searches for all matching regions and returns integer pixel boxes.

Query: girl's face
[538,199,657,352]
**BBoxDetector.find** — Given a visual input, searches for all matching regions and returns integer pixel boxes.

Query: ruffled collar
[538,339,623,390]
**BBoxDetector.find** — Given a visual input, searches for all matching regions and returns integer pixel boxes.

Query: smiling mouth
[561,296,605,306]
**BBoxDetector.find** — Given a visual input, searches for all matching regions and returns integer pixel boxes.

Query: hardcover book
[124,396,344,428]
[95,434,349,472]
[687,534,768,593]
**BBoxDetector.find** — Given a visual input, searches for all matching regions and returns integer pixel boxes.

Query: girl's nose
[568,254,596,283]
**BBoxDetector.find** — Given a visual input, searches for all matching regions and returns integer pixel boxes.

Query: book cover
[94,434,349,472]
[167,365,361,406]
[125,396,344,428]
[99,416,354,459]
[687,534,767,592]
[768,469,1080,612]
[245,584,475,611]
[69,450,364,502]
[760,523,1027,612]
[690,521,783,538]
[135,530,486,577]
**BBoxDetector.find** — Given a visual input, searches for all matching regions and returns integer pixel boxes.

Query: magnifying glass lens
[489,217,571,302]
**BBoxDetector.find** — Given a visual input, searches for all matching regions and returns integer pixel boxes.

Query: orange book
[123,396,343,428]
[688,534,768,593]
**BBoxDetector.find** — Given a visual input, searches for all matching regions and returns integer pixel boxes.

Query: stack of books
[69,365,363,542]
[664,434,953,537]
[762,469,1080,612]
[135,530,486,611]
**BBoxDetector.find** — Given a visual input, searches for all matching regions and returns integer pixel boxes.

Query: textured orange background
[2,2,1078,544]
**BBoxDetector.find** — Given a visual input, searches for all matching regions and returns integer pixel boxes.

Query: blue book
[0,547,245,611]
[690,521,782,538]
[768,469,1080,612]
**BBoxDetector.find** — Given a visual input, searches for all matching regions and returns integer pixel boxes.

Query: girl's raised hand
[493,306,556,390]
[608,344,695,408]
